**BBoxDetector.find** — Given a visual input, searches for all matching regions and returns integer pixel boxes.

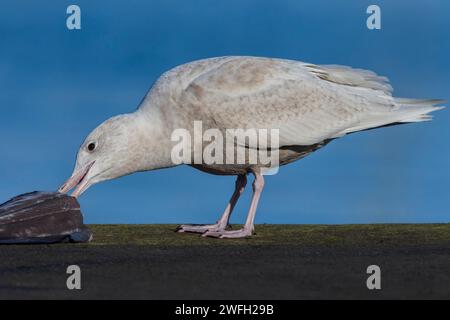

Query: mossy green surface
[86,223,450,247]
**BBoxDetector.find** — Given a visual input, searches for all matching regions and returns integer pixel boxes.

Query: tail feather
[394,98,445,123]
[340,98,445,135]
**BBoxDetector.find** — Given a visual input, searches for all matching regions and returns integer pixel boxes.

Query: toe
[202,231,220,238]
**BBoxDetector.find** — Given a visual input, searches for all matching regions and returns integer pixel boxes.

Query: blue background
[0,1,448,224]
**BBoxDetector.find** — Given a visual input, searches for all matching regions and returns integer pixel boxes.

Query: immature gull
[59,56,444,238]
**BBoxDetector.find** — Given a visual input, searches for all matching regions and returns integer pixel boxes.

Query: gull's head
[59,114,140,198]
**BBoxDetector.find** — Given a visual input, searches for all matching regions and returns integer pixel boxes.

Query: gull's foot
[176,223,225,234]
[202,228,253,239]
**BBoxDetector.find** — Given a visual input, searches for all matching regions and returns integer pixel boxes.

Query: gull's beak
[58,161,95,198]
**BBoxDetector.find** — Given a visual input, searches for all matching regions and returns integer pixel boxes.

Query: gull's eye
[87,142,96,152]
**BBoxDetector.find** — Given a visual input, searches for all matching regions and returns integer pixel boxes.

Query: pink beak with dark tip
[58,161,95,198]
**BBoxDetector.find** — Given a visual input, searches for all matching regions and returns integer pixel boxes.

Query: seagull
[59,56,444,238]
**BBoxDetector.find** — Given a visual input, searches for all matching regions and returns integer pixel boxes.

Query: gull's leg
[203,170,264,239]
[177,174,247,233]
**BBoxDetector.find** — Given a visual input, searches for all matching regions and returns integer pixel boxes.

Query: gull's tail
[393,98,445,123]
[342,98,445,134]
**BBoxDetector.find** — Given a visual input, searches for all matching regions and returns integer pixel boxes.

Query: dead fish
[0,191,92,244]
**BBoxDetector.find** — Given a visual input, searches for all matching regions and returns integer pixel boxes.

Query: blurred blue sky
[0,0,449,224]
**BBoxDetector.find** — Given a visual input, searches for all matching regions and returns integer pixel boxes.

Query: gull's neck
[126,108,176,172]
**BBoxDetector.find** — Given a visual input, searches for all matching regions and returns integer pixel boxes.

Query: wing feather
[173,57,442,149]
[182,57,376,147]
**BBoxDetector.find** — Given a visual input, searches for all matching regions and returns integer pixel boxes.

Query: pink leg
[203,170,264,239]
[177,175,247,233]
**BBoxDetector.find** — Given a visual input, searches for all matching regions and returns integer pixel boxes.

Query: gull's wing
[177,56,442,148]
